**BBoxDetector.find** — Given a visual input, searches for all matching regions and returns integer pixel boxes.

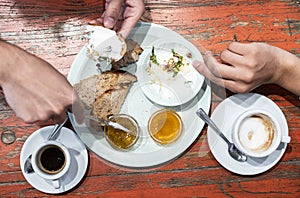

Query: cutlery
[24,154,34,174]
[85,115,130,133]
[24,116,69,174]
[47,116,69,140]
[196,108,247,162]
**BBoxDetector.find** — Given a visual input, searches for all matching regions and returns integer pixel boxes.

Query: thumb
[103,0,123,29]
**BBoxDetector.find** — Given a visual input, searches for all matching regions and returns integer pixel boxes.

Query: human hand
[0,41,75,123]
[90,0,145,38]
[193,42,283,93]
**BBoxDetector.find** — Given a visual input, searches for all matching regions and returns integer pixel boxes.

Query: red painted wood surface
[0,0,299,197]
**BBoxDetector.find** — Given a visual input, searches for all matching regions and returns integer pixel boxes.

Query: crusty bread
[73,74,99,109]
[74,70,137,119]
[92,71,137,119]
[116,33,127,59]
[92,89,129,120]
[111,39,143,70]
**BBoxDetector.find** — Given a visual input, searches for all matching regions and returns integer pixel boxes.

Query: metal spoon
[47,116,69,140]
[24,154,34,174]
[196,108,247,162]
[24,117,69,174]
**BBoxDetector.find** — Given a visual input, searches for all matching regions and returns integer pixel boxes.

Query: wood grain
[0,0,299,197]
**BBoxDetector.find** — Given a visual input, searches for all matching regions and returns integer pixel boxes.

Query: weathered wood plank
[0,0,299,197]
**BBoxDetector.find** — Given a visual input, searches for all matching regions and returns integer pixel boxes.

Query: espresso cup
[31,140,71,189]
[232,109,290,158]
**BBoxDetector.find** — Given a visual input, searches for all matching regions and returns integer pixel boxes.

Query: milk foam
[238,116,274,153]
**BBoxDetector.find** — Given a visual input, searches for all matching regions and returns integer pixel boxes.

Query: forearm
[0,39,49,86]
[0,40,12,85]
[0,40,24,85]
[0,39,74,123]
[273,48,300,96]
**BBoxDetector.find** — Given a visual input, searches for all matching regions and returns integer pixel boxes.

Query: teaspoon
[47,116,69,140]
[25,116,69,174]
[196,108,247,162]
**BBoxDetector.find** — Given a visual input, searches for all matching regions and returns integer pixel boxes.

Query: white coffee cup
[31,140,71,189]
[232,109,290,158]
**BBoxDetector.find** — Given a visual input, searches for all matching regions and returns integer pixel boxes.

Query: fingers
[220,48,245,67]
[52,110,69,124]
[31,92,73,124]
[103,0,124,29]
[227,42,252,55]
[88,18,103,26]
[90,0,145,38]
[193,51,257,93]
[193,60,254,93]
[204,51,242,80]
[193,42,267,94]
[118,0,145,38]
[118,18,137,38]
[193,60,225,87]
[71,91,85,124]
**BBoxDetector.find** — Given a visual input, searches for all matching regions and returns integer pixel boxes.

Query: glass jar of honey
[148,109,183,145]
[104,114,140,151]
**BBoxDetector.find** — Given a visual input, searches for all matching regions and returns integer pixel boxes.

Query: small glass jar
[148,109,183,145]
[104,114,140,151]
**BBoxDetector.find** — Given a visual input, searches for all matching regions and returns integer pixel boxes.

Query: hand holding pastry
[90,0,145,38]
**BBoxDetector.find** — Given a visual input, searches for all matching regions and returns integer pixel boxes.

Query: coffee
[233,109,290,158]
[238,114,275,153]
[37,145,66,174]
[31,138,71,189]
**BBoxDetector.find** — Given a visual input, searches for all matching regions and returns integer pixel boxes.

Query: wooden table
[1,0,299,197]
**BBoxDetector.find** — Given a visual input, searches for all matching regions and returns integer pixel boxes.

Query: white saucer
[20,126,88,194]
[207,93,289,175]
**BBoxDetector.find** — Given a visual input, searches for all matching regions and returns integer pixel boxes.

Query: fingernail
[192,60,203,69]
[88,20,97,25]
[203,51,212,56]
[104,17,116,28]
[88,18,102,25]
[202,51,212,62]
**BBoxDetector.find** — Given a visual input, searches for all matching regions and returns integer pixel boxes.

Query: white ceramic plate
[207,93,289,175]
[68,22,211,169]
[138,39,204,106]
[20,126,88,194]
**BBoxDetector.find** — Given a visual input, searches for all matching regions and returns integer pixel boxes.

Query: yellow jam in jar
[105,114,139,150]
[148,109,183,145]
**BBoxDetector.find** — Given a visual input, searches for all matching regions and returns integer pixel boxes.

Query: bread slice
[92,89,128,120]
[73,75,99,109]
[92,71,137,119]
[111,39,143,70]
[74,70,137,119]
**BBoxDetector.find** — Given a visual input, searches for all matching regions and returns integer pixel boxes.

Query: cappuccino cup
[232,109,290,158]
[31,140,71,189]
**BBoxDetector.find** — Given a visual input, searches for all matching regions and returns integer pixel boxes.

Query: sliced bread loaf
[92,71,137,119]
[74,70,137,119]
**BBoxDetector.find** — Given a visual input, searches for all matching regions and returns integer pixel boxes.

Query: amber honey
[105,114,139,150]
[148,109,183,145]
